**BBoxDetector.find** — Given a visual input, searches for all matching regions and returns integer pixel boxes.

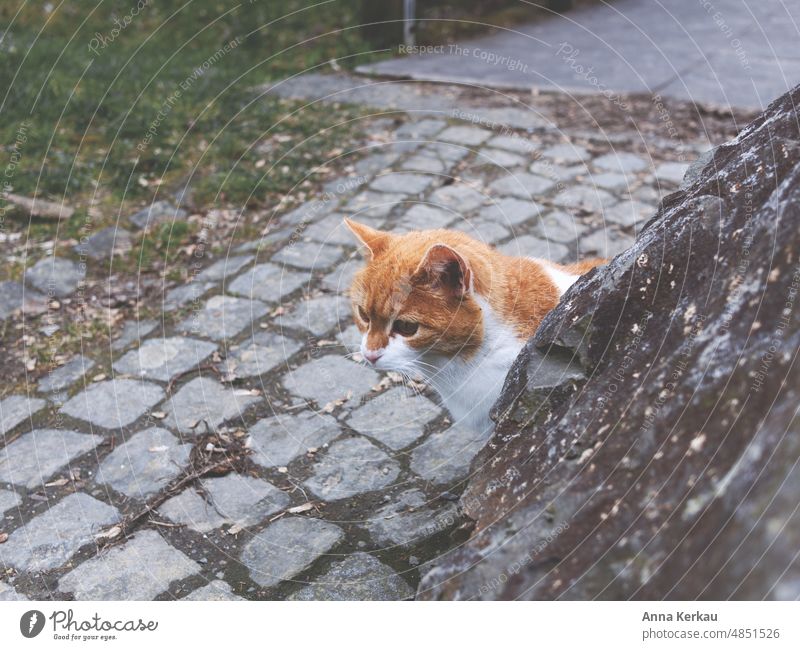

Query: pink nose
[363,349,382,364]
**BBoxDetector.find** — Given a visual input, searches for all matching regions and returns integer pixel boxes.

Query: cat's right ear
[343,218,390,259]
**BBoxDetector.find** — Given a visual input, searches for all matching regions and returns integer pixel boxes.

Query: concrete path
[356,0,800,110]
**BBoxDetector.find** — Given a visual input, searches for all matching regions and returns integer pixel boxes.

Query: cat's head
[344,218,485,372]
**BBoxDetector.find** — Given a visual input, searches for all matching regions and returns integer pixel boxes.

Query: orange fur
[344,218,605,358]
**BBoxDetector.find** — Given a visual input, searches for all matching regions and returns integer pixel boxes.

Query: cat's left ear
[412,244,473,298]
[343,218,391,259]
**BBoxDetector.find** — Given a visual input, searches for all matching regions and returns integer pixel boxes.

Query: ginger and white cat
[344,218,605,433]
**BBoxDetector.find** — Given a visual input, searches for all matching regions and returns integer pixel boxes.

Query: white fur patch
[532,258,579,296]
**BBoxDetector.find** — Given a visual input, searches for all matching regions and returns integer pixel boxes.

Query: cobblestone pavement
[0,73,709,601]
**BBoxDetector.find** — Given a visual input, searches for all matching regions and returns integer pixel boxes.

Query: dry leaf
[151,411,166,420]
[0,533,8,544]
[44,477,69,487]
[287,503,314,514]
[94,525,122,540]
[148,445,169,453]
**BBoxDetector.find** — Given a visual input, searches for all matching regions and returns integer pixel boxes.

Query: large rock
[418,86,800,600]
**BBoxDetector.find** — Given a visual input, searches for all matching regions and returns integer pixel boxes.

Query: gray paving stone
[578,228,635,258]
[0,395,46,435]
[322,174,369,198]
[289,552,413,600]
[354,151,401,177]
[343,191,407,220]
[113,336,217,382]
[217,331,302,380]
[395,118,447,139]
[303,213,354,246]
[397,204,455,231]
[370,172,433,195]
[272,241,343,270]
[163,281,216,310]
[0,281,48,320]
[159,473,289,533]
[196,254,254,282]
[365,489,459,548]
[228,263,306,304]
[111,319,157,351]
[410,425,493,484]
[38,355,95,393]
[0,581,27,601]
[535,210,588,243]
[0,489,22,514]
[480,197,539,226]
[248,411,341,469]
[540,143,590,164]
[24,257,85,298]
[604,200,656,229]
[160,376,261,435]
[129,200,187,229]
[529,160,584,182]
[486,134,535,154]
[179,294,268,341]
[469,106,548,130]
[97,427,191,499]
[401,154,447,174]
[321,256,362,294]
[283,356,379,407]
[489,172,555,199]
[281,199,336,226]
[347,388,440,450]
[0,429,101,489]
[60,378,164,429]
[74,226,132,261]
[304,437,400,500]
[454,218,509,244]
[477,147,527,168]
[58,529,200,600]
[184,580,244,601]
[655,161,691,185]
[429,184,485,212]
[241,516,344,588]
[592,172,631,191]
[0,493,120,572]
[422,142,469,163]
[552,185,618,212]
[337,324,362,354]
[498,235,569,261]
[277,295,348,336]
[437,125,492,147]
[593,152,650,174]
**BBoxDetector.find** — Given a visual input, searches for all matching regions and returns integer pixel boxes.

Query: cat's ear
[411,244,472,297]
[343,218,390,259]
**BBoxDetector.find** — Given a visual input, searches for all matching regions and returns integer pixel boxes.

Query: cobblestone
[24,257,85,298]
[217,331,302,379]
[160,377,261,435]
[248,411,341,468]
[365,489,459,548]
[289,552,413,600]
[0,489,22,514]
[410,425,493,484]
[347,388,440,450]
[59,529,200,600]
[179,294,268,341]
[73,226,132,261]
[159,473,289,533]
[277,295,347,336]
[38,355,95,393]
[304,437,400,500]
[97,427,191,499]
[61,378,164,429]
[0,493,119,572]
[0,429,101,489]
[0,582,27,601]
[241,516,344,588]
[228,264,306,304]
[0,394,46,435]
[283,355,378,407]
[113,336,217,382]
[184,580,244,601]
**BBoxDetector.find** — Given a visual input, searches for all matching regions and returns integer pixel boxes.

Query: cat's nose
[363,349,383,364]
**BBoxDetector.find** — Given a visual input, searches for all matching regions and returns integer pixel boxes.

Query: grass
[0,1,383,245]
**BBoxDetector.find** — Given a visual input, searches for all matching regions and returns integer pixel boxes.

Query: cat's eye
[392,319,419,337]
[358,306,370,322]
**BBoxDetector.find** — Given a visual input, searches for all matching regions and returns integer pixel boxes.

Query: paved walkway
[0,74,712,600]
[357,0,800,110]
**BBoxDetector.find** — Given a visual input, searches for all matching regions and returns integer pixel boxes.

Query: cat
[344,218,605,434]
